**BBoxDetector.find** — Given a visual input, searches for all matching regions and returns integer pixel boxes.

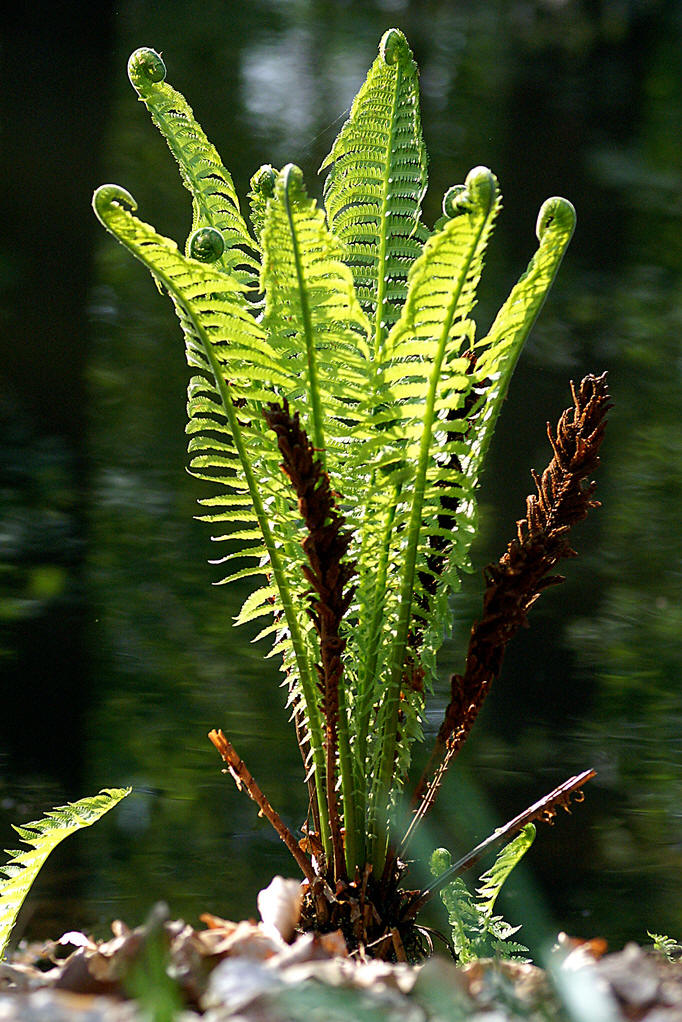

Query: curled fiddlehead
[536,195,576,241]
[127,46,259,283]
[93,183,137,218]
[189,226,226,263]
[127,46,167,89]
[380,26,410,65]
[248,164,278,246]
[442,184,469,219]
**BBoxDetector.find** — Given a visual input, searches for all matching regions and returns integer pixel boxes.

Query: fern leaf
[369,167,501,855]
[264,401,358,878]
[92,185,328,815]
[648,931,681,961]
[0,788,130,960]
[127,48,259,283]
[248,164,277,247]
[261,164,371,459]
[429,827,534,963]
[476,823,535,917]
[468,196,576,482]
[438,874,482,962]
[321,28,428,350]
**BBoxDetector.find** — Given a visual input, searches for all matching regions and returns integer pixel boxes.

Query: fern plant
[0,788,130,959]
[430,825,535,962]
[93,30,605,956]
[648,932,681,961]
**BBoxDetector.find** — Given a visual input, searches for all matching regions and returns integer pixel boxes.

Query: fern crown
[93,30,575,878]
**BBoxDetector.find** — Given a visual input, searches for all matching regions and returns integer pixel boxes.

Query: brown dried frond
[404,768,596,918]
[406,373,611,840]
[264,400,356,880]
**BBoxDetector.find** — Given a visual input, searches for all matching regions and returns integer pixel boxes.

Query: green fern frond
[95,32,582,897]
[0,788,130,960]
[648,931,681,961]
[261,164,371,459]
[468,196,577,482]
[248,164,278,248]
[92,184,286,566]
[476,824,536,917]
[435,874,529,963]
[92,185,329,847]
[127,48,259,284]
[369,167,501,854]
[91,185,285,581]
[430,825,534,963]
[321,28,428,351]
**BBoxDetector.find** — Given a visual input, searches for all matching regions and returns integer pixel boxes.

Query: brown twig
[264,400,355,882]
[404,374,611,850]
[208,727,316,883]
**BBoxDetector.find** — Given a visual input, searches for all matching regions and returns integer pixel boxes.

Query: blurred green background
[1,0,681,953]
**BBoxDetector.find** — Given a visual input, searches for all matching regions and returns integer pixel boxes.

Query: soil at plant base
[1,906,681,1021]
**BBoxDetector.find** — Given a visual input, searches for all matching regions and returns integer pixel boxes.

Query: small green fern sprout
[430,824,535,963]
[93,30,598,953]
[0,788,130,959]
[648,931,681,961]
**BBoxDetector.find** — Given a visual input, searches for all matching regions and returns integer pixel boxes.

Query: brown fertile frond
[264,400,356,880]
[405,373,611,843]
[208,728,316,883]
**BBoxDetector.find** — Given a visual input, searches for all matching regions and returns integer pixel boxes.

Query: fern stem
[370,358,441,867]
[264,401,357,878]
[356,482,401,768]
[281,165,327,461]
[350,481,401,866]
[406,373,610,844]
[336,682,359,873]
[405,769,595,917]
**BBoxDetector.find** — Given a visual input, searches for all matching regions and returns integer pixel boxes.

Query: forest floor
[1,906,681,1021]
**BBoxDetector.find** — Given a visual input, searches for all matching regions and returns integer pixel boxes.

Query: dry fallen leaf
[257,876,303,943]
